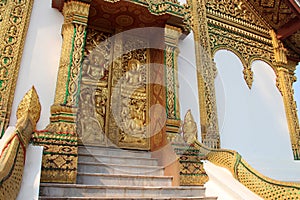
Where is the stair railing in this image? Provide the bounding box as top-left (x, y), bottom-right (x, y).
top-left (194, 140), bottom-right (300, 199)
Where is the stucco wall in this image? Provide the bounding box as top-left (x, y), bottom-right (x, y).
top-left (9, 0), bottom-right (64, 130)
top-left (178, 32), bottom-right (202, 138)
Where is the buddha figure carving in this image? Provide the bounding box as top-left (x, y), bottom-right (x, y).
top-left (82, 52), bottom-right (107, 81)
top-left (79, 89), bottom-right (104, 144)
top-left (125, 59), bottom-right (142, 86)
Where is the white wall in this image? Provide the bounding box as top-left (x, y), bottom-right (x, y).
top-left (178, 32), bottom-right (202, 139)
top-left (214, 49), bottom-right (300, 181)
top-left (9, 0), bottom-right (63, 130)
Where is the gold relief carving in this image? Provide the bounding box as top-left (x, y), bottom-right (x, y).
top-left (17, 87), bottom-right (41, 126)
top-left (206, 0), bottom-right (270, 32)
top-left (180, 175), bottom-right (209, 186)
top-left (208, 24), bottom-right (275, 88)
top-left (276, 66), bottom-right (300, 159)
top-left (54, 1), bottom-right (90, 106)
top-left (0, 87), bottom-right (40, 200)
top-left (173, 143), bottom-right (209, 186)
top-left (187, 0), bottom-right (220, 148)
top-left (270, 30), bottom-right (287, 65)
top-left (66, 23), bottom-right (87, 106)
top-left (35, 1), bottom-right (90, 184)
top-left (165, 46), bottom-right (176, 119)
top-left (116, 37), bottom-right (149, 149)
top-left (205, 0), bottom-right (276, 90)
top-left (78, 87), bottom-right (106, 145)
top-left (182, 110), bottom-right (198, 144)
top-left (0, 0), bottom-right (33, 136)
top-left (164, 25), bottom-right (182, 121)
top-left (108, 32), bottom-right (123, 145)
top-left (79, 28), bottom-right (112, 146)
top-left (62, 1), bottom-right (90, 25)
top-left (270, 29), bottom-right (300, 159)
top-left (54, 23), bottom-right (74, 105)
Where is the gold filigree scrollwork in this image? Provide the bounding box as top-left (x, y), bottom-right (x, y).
top-left (164, 25), bottom-right (182, 141)
top-left (32, 0), bottom-right (91, 183)
top-left (276, 66), bottom-right (300, 160)
top-left (66, 23), bottom-right (86, 106)
top-left (164, 25), bottom-right (182, 120)
top-left (208, 24), bottom-right (275, 89)
top-left (270, 27), bottom-right (300, 160)
top-left (206, 0), bottom-right (276, 89)
top-left (165, 46), bottom-right (176, 119)
top-left (0, 0), bottom-right (34, 137)
top-left (54, 1), bottom-right (90, 106)
top-left (270, 30), bottom-right (288, 65)
top-left (187, 0), bottom-right (220, 148)
top-left (205, 0), bottom-right (271, 34)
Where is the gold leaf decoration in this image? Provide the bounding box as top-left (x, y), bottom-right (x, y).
top-left (17, 86), bottom-right (41, 124)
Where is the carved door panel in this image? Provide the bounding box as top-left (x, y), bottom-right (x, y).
top-left (108, 34), bottom-right (150, 150)
top-left (78, 29), bottom-right (112, 146)
top-left (78, 29), bottom-right (150, 150)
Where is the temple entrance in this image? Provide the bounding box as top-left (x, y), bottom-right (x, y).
top-left (77, 28), bottom-right (150, 150)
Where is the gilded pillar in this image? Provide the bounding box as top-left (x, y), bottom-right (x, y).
top-left (276, 66), bottom-right (300, 159)
top-left (32, 1), bottom-right (90, 183)
top-left (270, 30), bottom-right (300, 160)
top-left (0, 0), bottom-right (34, 137)
top-left (187, 0), bottom-right (220, 148)
top-left (164, 24), bottom-right (182, 142)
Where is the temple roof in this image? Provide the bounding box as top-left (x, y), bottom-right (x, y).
top-left (246, 0), bottom-right (300, 61)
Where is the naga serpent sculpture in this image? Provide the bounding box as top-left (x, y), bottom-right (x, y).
top-left (0, 87), bottom-right (41, 199)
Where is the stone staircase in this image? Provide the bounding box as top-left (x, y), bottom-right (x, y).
top-left (39, 146), bottom-right (216, 200)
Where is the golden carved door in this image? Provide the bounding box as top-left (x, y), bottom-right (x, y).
top-left (78, 28), bottom-right (150, 150)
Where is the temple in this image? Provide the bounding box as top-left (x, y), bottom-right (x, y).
top-left (0, 0), bottom-right (300, 199)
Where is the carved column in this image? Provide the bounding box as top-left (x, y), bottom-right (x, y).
top-left (164, 24), bottom-right (182, 142)
top-left (276, 66), bottom-right (300, 160)
top-left (32, 1), bottom-right (90, 183)
top-left (270, 30), bottom-right (300, 160)
top-left (187, 0), bottom-right (220, 148)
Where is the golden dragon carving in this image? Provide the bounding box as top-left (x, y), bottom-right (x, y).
top-left (0, 87), bottom-right (41, 200)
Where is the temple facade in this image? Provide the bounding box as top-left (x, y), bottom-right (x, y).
top-left (0, 0), bottom-right (300, 199)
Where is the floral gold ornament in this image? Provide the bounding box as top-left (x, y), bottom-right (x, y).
top-left (187, 0), bottom-right (220, 148)
top-left (0, 0), bottom-right (34, 137)
top-left (33, 0), bottom-right (91, 183)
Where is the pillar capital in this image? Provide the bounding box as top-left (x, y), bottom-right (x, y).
top-left (62, 1), bottom-right (90, 25)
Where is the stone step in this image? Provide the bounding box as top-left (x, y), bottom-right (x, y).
top-left (78, 153), bottom-right (158, 166)
top-left (78, 146), bottom-right (151, 159)
top-left (39, 197), bottom-right (217, 200)
top-left (78, 161), bottom-right (164, 176)
top-left (77, 173), bottom-right (172, 186)
top-left (39, 183), bottom-right (207, 198)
